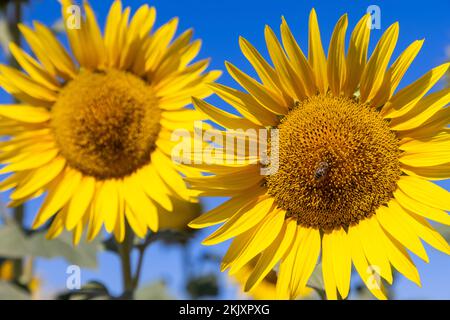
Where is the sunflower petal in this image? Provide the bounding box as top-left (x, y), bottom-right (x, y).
top-left (308, 9), bottom-right (328, 94)
top-left (327, 14), bottom-right (348, 96)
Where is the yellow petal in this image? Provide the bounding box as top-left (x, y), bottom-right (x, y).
top-left (104, 0), bottom-right (123, 66)
top-left (32, 22), bottom-right (77, 79)
top-left (189, 190), bottom-right (264, 229)
top-left (401, 209), bottom-right (450, 255)
top-left (289, 226), bottom-right (321, 298)
top-left (359, 23), bottom-right (399, 103)
top-left (0, 148), bottom-right (58, 173)
top-left (377, 202), bottom-right (428, 262)
top-left (209, 83), bottom-right (279, 126)
top-left (192, 97), bottom-right (258, 130)
top-left (11, 156), bottom-right (66, 200)
top-left (397, 175), bottom-right (450, 211)
top-left (226, 62), bottom-right (288, 115)
top-left (265, 25), bottom-right (306, 100)
top-left (347, 225), bottom-right (388, 300)
top-left (352, 217), bottom-right (393, 283)
top-left (228, 208), bottom-right (285, 274)
top-left (9, 43), bottom-right (60, 90)
top-left (66, 175), bottom-right (96, 230)
top-left (113, 192), bottom-right (126, 243)
top-left (382, 62), bottom-right (450, 118)
top-left (308, 9), bottom-right (328, 94)
top-left (32, 168), bottom-right (82, 228)
top-left (96, 180), bottom-right (119, 233)
top-left (400, 144), bottom-right (450, 167)
top-left (246, 218), bottom-right (296, 291)
top-left (46, 205), bottom-right (68, 240)
top-left (329, 228), bottom-right (351, 299)
top-left (390, 88), bottom-right (450, 131)
top-left (321, 231), bottom-right (338, 300)
top-left (18, 23), bottom-right (58, 76)
top-left (373, 40), bottom-right (424, 107)
top-left (124, 203), bottom-right (147, 239)
top-left (136, 165), bottom-right (173, 212)
top-left (380, 230), bottom-right (421, 286)
top-left (83, 2), bottom-right (107, 68)
top-left (122, 174), bottom-right (158, 232)
top-left (280, 17), bottom-right (316, 96)
top-left (202, 195), bottom-right (274, 245)
top-left (327, 14), bottom-right (348, 96)
top-left (151, 150), bottom-right (190, 201)
top-left (60, 0), bottom-right (87, 67)
top-left (398, 110), bottom-right (449, 140)
top-left (276, 221), bottom-right (300, 299)
top-left (0, 105), bottom-right (50, 123)
top-left (239, 36), bottom-right (285, 97)
top-left (401, 162), bottom-right (450, 181)
top-left (344, 14), bottom-right (371, 96)
top-left (394, 189), bottom-right (450, 225)
top-left (72, 221), bottom-right (84, 245)
top-left (0, 64), bottom-right (57, 101)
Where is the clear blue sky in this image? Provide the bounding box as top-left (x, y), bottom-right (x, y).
top-left (0, 0), bottom-right (449, 299)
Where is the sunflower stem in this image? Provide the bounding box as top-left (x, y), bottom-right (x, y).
top-left (132, 245), bottom-right (146, 290)
top-left (118, 226), bottom-right (135, 299)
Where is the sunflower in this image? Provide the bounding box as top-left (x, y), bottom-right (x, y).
top-left (158, 199), bottom-right (201, 232)
top-left (233, 257), bottom-right (313, 300)
top-left (189, 9), bottom-right (450, 299)
top-left (0, 0), bottom-right (220, 243)
top-left (0, 259), bottom-right (40, 298)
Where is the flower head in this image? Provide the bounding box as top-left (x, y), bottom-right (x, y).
top-left (190, 9), bottom-right (450, 299)
top-left (0, 0), bottom-right (220, 243)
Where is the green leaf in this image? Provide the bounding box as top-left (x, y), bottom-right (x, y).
top-left (0, 18), bottom-right (12, 57)
top-left (435, 225), bottom-right (450, 242)
top-left (57, 281), bottom-right (110, 300)
top-left (0, 224), bottom-right (29, 258)
top-left (0, 281), bottom-right (30, 300)
top-left (27, 231), bottom-right (102, 269)
top-left (135, 281), bottom-right (175, 300)
top-left (0, 223), bottom-right (101, 268)
top-left (186, 274), bottom-right (219, 299)
top-left (306, 262), bottom-right (326, 300)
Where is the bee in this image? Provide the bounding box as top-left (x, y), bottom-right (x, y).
top-left (314, 161), bottom-right (330, 182)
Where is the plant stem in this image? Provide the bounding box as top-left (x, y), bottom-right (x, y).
top-left (132, 245), bottom-right (146, 290)
top-left (118, 227), bottom-right (134, 299)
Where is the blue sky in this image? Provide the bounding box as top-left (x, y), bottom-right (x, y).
top-left (0, 0), bottom-right (449, 299)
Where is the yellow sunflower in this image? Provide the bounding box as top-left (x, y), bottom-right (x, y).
top-left (0, 259), bottom-right (40, 298)
top-left (0, 0), bottom-right (220, 243)
top-left (158, 199), bottom-right (201, 232)
top-left (189, 9), bottom-right (450, 300)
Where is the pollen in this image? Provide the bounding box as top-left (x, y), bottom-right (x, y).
top-left (51, 69), bottom-right (161, 179)
top-left (266, 95), bottom-right (401, 231)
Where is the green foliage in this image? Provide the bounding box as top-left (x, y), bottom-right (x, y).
top-left (306, 263), bottom-right (326, 299)
top-left (57, 281), bottom-right (110, 300)
top-left (135, 281), bottom-right (174, 300)
top-left (186, 274), bottom-right (219, 299)
top-left (0, 281), bottom-right (30, 300)
top-left (0, 223), bottom-right (101, 268)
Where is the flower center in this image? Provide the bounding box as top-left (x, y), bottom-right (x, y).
top-left (266, 95), bottom-right (401, 231)
top-left (51, 69), bottom-right (161, 179)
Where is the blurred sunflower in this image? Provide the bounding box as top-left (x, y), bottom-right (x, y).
top-left (158, 199), bottom-right (202, 232)
top-left (0, 0), bottom-right (219, 243)
top-left (0, 259), bottom-right (40, 298)
top-left (189, 9), bottom-right (450, 299)
top-left (233, 258), bottom-right (313, 300)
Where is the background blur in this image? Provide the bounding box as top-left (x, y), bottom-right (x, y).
top-left (0, 0), bottom-right (449, 299)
